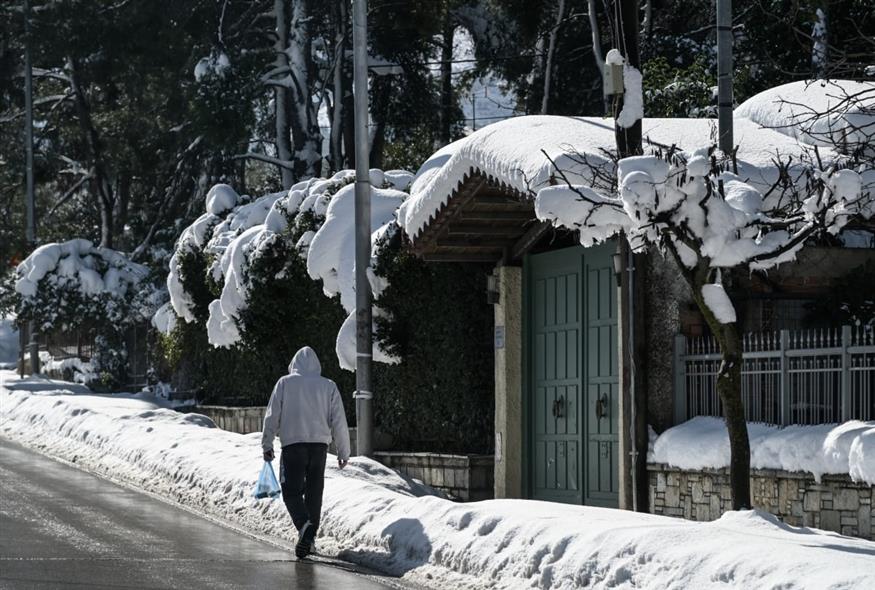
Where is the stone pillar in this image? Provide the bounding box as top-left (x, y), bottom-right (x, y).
top-left (494, 265), bottom-right (523, 499)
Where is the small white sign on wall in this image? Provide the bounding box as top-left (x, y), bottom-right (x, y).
top-left (495, 432), bottom-right (502, 463)
top-left (494, 325), bottom-right (505, 349)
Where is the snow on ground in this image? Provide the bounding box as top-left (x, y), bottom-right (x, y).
top-left (650, 416), bottom-right (875, 485)
top-left (2, 372), bottom-right (873, 590)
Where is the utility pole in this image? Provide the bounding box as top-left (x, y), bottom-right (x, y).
top-left (611, 0), bottom-right (646, 514)
top-left (24, 0), bottom-right (39, 375)
top-left (352, 0), bottom-right (373, 457)
top-left (612, 0), bottom-right (641, 158)
top-left (717, 0), bottom-right (733, 153)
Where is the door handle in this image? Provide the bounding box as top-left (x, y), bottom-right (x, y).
top-left (552, 395), bottom-right (565, 419)
top-left (595, 394), bottom-right (608, 420)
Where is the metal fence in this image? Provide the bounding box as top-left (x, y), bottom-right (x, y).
top-left (24, 323), bottom-right (150, 390)
top-left (674, 326), bottom-right (875, 426)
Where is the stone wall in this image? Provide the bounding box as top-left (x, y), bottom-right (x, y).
top-left (187, 406), bottom-right (493, 502)
top-left (375, 452), bottom-right (495, 501)
top-left (649, 464), bottom-right (873, 540)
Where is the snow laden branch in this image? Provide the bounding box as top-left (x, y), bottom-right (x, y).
top-left (535, 147), bottom-right (872, 274)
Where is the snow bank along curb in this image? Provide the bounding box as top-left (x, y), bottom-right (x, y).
top-left (650, 416), bottom-right (875, 486)
top-left (3, 375), bottom-right (875, 590)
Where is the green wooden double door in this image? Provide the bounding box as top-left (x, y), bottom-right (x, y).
top-left (524, 242), bottom-right (619, 507)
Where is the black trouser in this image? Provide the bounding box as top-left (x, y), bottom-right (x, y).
top-left (279, 443), bottom-right (328, 533)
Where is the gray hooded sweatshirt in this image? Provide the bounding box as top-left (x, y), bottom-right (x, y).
top-left (261, 347), bottom-right (350, 461)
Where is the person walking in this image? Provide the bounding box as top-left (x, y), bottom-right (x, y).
top-left (261, 346), bottom-right (350, 559)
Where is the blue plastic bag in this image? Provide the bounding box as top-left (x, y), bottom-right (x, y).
top-left (252, 460), bottom-right (282, 499)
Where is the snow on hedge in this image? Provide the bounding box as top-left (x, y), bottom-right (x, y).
top-left (15, 239), bottom-right (148, 302)
top-left (735, 80), bottom-right (875, 154)
top-left (650, 416), bottom-right (875, 485)
top-left (164, 169), bottom-right (412, 369)
top-left (2, 374), bottom-right (873, 590)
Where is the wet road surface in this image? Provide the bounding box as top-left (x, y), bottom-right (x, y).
top-left (0, 437), bottom-right (398, 589)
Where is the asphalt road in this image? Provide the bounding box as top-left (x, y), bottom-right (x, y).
top-left (0, 438), bottom-right (397, 590)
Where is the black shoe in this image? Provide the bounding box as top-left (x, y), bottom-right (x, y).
top-left (295, 521), bottom-right (316, 559)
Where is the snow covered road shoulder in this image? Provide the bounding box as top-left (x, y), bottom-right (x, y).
top-left (2, 372), bottom-right (873, 590)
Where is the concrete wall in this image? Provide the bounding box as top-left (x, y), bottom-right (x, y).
top-left (493, 266), bottom-right (523, 499)
top-left (375, 452), bottom-right (495, 501)
top-left (649, 464), bottom-right (873, 540)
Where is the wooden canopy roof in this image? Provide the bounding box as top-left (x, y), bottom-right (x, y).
top-left (409, 168), bottom-right (551, 264)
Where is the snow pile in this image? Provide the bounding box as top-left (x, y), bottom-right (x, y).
top-left (0, 316), bottom-right (18, 369)
top-left (2, 374), bottom-right (874, 590)
top-left (41, 353), bottom-right (96, 385)
top-left (400, 114), bottom-right (836, 242)
top-left (735, 80), bottom-right (875, 154)
top-left (14, 239), bottom-right (148, 302)
top-left (650, 416), bottom-right (875, 485)
top-left (164, 170), bottom-right (412, 369)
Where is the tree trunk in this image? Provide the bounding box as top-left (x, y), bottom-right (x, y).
top-left (288, 0), bottom-right (322, 181)
top-left (714, 322), bottom-right (752, 509)
top-left (114, 171), bottom-right (131, 246)
top-left (541, 0), bottom-right (566, 115)
top-left (329, 0), bottom-right (348, 172)
top-left (369, 77), bottom-right (392, 169)
top-left (274, 0), bottom-right (295, 189)
top-left (691, 278), bottom-right (752, 510)
top-left (438, 15), bottom-right (455, 144)
top-left (68, 57), bottom-right (115, 248)
top-left (588, 0), bottom-right (604, 74)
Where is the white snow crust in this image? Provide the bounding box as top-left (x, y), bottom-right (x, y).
top-left (617, 65), bottom-right (643, 129)
top-left (14, 239), bottom-right (149, 303)
top-left (735, 80), bottom-right (875, 153)
top-left (650, 416), bottom-right (875, 485)
top-left (400, 115), bottom-right (835, 242)
top-left (2, 373), bottom-right (874, 590)
top-left (701, 284), bottom-right (737, 324)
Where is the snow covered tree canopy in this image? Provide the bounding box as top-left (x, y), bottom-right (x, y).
top-left (14, 239), bottom-right (156, 332)
top-left (162, 169), bottom-right (413, 371)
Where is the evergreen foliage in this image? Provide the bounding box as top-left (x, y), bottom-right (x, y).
top-left (372, 235), bottom-right (495, 454)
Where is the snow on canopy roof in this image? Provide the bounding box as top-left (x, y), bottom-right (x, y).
top-left (735, 79), bottom-right (875, 150)
top-left (400, 114), bottom-right (830, 240)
